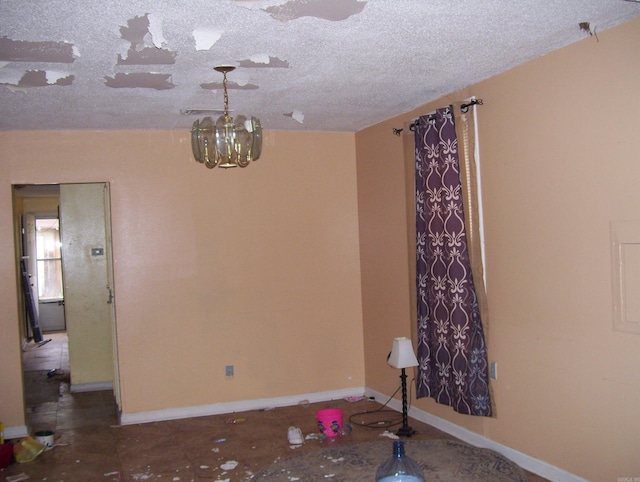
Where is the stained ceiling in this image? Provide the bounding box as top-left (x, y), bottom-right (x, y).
top-left (1, 0), bottom-right (638, 132)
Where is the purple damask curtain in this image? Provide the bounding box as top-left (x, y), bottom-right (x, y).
top-left (414, 106), bottom-right (492, 416)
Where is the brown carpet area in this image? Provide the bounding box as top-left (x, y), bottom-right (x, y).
top-left (253, 439), bottom-right (529, 481)
top-left (3, 396), bottom-right (549, 482)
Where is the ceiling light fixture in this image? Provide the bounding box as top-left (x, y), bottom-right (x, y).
top-left (191, 66), bottom-right (262, 169)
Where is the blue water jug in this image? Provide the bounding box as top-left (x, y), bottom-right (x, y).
top-left (375, 440), bottom-right (425, 482)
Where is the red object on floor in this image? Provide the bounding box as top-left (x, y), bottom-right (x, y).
top-left (0, 443), bottom-right (13, 468)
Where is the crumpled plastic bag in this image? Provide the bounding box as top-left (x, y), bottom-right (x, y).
top-left (13, 436), bottom-right (45, 463)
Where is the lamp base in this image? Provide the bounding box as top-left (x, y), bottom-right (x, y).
top-left (396, 425), bottom-right (417, 437)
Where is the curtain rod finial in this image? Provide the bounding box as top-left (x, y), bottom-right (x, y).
top-left (461, 98), bottom-right (483, 113)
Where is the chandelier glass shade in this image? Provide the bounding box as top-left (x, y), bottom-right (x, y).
top-left (191, 66), bottom-right (262, 169)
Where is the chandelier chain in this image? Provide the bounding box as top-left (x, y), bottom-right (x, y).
top-left (222, 72), bottom-right (229, 116)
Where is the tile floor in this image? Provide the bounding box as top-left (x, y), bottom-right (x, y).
top-left (2, 333), bottom-right (549, 481)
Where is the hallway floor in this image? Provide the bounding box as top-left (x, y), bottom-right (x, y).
top-left (3, 333), bottom-right (549, 481)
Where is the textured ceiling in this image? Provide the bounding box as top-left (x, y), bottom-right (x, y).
top-left (1, 0), bottom-right (638, 132)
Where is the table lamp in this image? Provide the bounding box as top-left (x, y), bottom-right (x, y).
top-left (388, 336), bottom-right (419, 437)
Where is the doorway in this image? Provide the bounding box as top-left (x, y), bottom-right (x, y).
top-left (13, 182), bottom-right (121, 425)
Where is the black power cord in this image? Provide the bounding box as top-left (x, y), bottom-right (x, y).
top-left (348, 378), bottom-right (417, 431)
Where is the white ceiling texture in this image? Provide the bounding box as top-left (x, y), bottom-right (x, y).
top-left (1, 0), bottom-right (638, 132)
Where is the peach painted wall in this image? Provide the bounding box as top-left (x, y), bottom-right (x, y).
top-left (0, 130), bottom-right (364, 422)
top-left (357, 17), bottom-right (640, 481)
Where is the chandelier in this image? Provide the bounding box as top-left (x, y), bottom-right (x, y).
top-left (191, 66), bottom-right (262, 169)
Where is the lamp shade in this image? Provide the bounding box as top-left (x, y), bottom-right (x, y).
top-left (388, 337), bottom-right (419, 369)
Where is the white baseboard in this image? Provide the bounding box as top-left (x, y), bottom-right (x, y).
top-left (70, 381), bottom-right (113, 393)
top-left (364, 387), bottom-right (588, 482)
top-left (120, 386), bottom-right (366, 426)
top-left (4, 424), bottom-right (28, 440)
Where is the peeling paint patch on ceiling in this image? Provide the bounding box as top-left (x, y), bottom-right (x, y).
top-left (0, 68), bottom-right (23, 85)
top-left (117, 48), bottom-right (176, 65)
top-left (0, 0), bottom-right (637, 131)
top-left (264, 0), bottom-right (367, 22)
top-left (0, 36), bottom-right (76, 63)
top-left (147, 14), bottom-right (166, 48)
top-left (0, 70), bottom-right (74, 87)
top-left (193, 29), bottom-right (223, 51)
top-left (120, 14), bottom-right (152, 46)
top-left (105, 72), bottom-right (174, 90)
top-left (118, 14), bottom-right (176, 65)
top-left (233, 0), bottom-right (262, 8)
top-left (239, 56), bottom-right (289, 68)
top-left (200, 80), bottom-right (258, 91)
top-left (45, 71), bottom-right (73, 84)
top-left (285, 110), bottom-right (305, 124)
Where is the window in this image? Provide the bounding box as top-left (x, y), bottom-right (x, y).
top-left (35, 218), bottom-right (64, 300)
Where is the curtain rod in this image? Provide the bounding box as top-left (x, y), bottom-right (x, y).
top-left (392, 98), bottom-right (483, 136)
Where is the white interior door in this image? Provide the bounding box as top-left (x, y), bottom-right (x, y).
top-left (60, 183), bottom-right (119, 406)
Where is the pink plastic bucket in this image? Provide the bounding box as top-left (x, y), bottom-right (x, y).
top-left (315, 408), bottom-right (343, 437)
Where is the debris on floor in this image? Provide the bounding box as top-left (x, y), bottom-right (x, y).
top-left (287, 426), bottom-right (304, 445)
top-left (220, 460), bottom-right (238, 471)
top-left (6, 474), bottom-right (30, 482)
top-left (225, 417), bottom-right (245, 424)
top-left (13, 437), bottom-right (45, 463)
top-left (15, 351), bottom-right (410, 482)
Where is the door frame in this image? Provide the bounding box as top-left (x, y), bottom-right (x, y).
top-left (12, 182), bottom-right (121, 414)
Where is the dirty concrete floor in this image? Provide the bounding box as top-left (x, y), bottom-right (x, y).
top-left (3, 333), bottom-right (549, 481)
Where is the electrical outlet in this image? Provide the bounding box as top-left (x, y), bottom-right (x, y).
top-left (489, 361), bottom-right (497, 380)
top-left (225, 365), bottom-right (234, 378)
